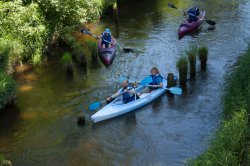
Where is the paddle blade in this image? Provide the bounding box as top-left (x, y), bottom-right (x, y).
top-left (168, 3), bottom-right (177, 9)
top-left (89, 102), bottom-right (101, 111)
top-left (140, 76), bottom-right (153, 86)
top-left (80, 28), bottom-right (91, 35)
top-left (205, 20), bottom-right (216, 26)
top-left (169, 87), bottom-right (182, 95)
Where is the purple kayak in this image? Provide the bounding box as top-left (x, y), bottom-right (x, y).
top-left (98, 39), bottom-right (117, 66)
top-left (178, 11), bottom-right (206, 36)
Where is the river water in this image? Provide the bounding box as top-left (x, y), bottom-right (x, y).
top-left (1, 0), bottom-right (250, 165)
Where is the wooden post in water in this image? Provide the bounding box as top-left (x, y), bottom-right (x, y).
top-left (77, 112), bottom-right (85, 126)
top-left (167, 73), bottom-right (177, 97)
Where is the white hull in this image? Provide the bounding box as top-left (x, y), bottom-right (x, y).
top-left (91, 79), bottom-right (167, 123)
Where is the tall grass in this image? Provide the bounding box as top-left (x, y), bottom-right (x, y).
top-left (187, 46), bottom-right (197, 79)
top-left (191, 46), bottom-right (250, 165)
top-left (198, 46), bottom-right (208, 71)
top-left (177, 57), bottom-right (188, 86)
top-left (85, 39), bottom-right (98, 57)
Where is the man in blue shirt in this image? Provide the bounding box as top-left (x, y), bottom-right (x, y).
top-left (101, 28), bottom-right (113, 48)
top-left (187, 6), bottom-right (200, 22)
top-left (106, 80), bottom-right (138, 104)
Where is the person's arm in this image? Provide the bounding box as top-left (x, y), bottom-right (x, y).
top-left (152, 77), bottom-right (163, 88)
top-left (107, 89), bottom-right (122, 101)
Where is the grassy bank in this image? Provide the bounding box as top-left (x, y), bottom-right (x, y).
top-left (190, 47), bottom-right (250, 165)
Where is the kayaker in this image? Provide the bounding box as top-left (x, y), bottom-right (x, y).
top-left (138, 67), bottom-right (163, 96)
top-left (187, 6), bottom-right (200, 22)
top-left (100, 28), bottom-right (115, 48)
top-left (106, 80), bottom-right (139, 104)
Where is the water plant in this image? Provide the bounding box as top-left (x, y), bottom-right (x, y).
top-left (198, 46), bottom-right (208, 71)
top-left (187, 46), bottom-right (197, 79)
top-left (61, 52), bottom-right (73, 74)
top-left (177, 57), bottom-right (188, 86)
top-left (85, 40), bottom-right (98, 58)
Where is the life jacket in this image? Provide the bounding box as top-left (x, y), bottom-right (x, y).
top-left (149, 74), bottom-right (163, 90)
top-left (188, 7), bottom-right (200, 22)
top-left (122, 86), bottom-right (136, 104)
top-left (101, 32), bottom-right (112, 43)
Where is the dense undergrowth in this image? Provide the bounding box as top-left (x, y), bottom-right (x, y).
top-left (0, 0), bottom-right (117, 110)
top-left (191, 47), bottom-right (250, 165)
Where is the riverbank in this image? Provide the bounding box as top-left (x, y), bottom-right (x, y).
top-left (0, 0), bottom-right (117, 111)
top-left (191, 47), bottom-right (250, 165)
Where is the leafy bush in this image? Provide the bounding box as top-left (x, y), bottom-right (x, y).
top-left (0, 1), bottom-right (48, 66)
top-left (0, 72), bottom-right (16, 110)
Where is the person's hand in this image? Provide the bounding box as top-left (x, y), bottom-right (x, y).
top-left (106, 97), bottom-right (112, 101)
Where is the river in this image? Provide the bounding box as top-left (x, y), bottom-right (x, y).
top-left (1, 0), bottom-right (250, 165)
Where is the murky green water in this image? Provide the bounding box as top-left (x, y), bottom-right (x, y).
top-left (1, 0), bottom-right (250, 165)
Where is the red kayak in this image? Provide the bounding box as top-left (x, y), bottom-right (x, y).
top-left (178, 11), bottom-right (206, 36)
top-left (98, 39), bottom-right (117, 66)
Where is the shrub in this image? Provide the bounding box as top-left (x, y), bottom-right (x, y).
top-left (0, 72), bottom-right (16, 110)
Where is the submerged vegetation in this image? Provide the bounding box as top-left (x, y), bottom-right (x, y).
top-left (191, 47), bottom-right (250, 165)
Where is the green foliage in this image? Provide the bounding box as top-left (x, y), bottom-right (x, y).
top-left (0, 0), bottom-right (48, 66)
top-left (0, 154), bottom-right (4, 162)
top-left (0, 72), bottom-right (16, 110)
top-left (187, 46), bottom-right (197, 63)
top-left (177, 57), bottom-right (188, 84)
top-left (61, 52), bottom-right (72, 65)
top-left (85, 40), bottom-right (98, 53)
top-left (191, 47), bottom-right (250, 165)
top-left (198, 46), bottom-right (208, 62)
top-left (177, 57), bottom-right (188, 70)
top-left (223, 47), bottom-right (250, 118)
top-left (37, 0), bottom-right (103, 32)
top-left (190, 110), bottom-right (248, 166)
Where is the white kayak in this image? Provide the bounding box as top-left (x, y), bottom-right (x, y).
top-left (91, 79), bottom-right (167, 123)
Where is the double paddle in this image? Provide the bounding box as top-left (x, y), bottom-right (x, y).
top-left (167, 3), bottom-right (216, 26)
top-left (80, 28), bottom-right (136, 53)
top-left (88, 76), bottom-right (182, 111)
